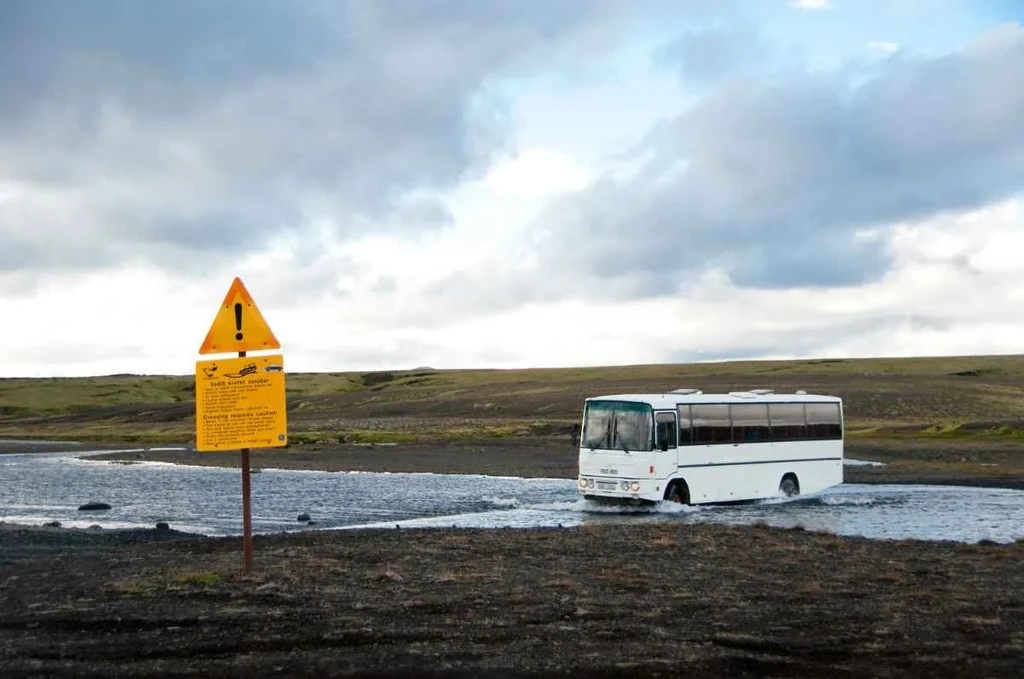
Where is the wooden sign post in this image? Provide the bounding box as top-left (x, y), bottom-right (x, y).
top-left (196, 278), bottom-right (287, 573)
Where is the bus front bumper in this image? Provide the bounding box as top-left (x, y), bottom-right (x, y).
top-left (577, 476), bottom-right (659, 501)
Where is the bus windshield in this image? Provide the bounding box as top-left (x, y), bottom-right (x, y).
top-left (582, 401), bottom-right (653, 452)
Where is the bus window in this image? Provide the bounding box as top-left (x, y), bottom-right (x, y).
top-left (677, 405), bottom-right (693, 445)
top-left (613, 404), bottom-right (653, 452)
top-left (655, 411), bottom-right (677, 450)
top-left (768, 403), bottom-right (806, 441)
top-left (730, 403), bottom-right (769, 442)
top-left (691, 404), bottom-right (731, 443)
top-left (806, 403), bottom-right (842, 439)
top-left (582, 401), bottom-right (653, 451)
top-left (582, 402), bottom-right (613, 449)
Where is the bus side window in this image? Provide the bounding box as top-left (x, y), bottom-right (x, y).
top-left (655, 412), bottom-right (677, 450)
top-left (677, 405), bottom-right (692, 445)
top-left (768, 403), bottom-right (806, 441)
top-left (806, 403), bottom-right (842, 439)
top-left (691, 404), bottom-right (730, 444)
top-left (730, 403), bottom-right (769, 443)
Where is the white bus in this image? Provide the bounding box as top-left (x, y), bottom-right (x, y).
top-left (577, 389), bottom-right (843, 504)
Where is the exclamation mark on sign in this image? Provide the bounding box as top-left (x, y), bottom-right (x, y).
top-left (234, 303), bottom-right (243, 341)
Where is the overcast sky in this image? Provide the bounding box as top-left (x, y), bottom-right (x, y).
top-left (2, 0), bottom-right (1024, 377)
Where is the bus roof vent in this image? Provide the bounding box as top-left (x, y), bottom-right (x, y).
top-left (750, 388), bottom-right (774, 395)
top-left (795, 389), bottom-right (807, 395)
top-left (728, 391), bottom-right (757, 398)
top-left (670, 388), bottom-right (702, 395)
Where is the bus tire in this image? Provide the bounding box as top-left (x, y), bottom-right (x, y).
top-left (779, 474), bottom-right (800, 497)
top-left (665, 480), bottom-right (690, 505)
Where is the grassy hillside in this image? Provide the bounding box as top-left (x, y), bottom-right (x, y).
top-left (2, 355), bottom-right (1024, 445)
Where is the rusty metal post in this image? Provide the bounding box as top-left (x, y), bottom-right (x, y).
top-left (239, 349), bottom-right (253, 574)
top-left (241, 447), bottom-right (253, 573)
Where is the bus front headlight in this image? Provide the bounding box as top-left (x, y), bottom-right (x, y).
top-left (578, 478), bottom-right (588, 489)
top-left (621, 481), bottom-right (630, 491)
top-left (630, 482), bottom-right (640, 492)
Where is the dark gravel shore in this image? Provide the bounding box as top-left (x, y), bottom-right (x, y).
top-left (1, 521), bottom-right (1022, 678)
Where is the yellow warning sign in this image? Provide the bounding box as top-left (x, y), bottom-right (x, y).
top-left (195, 354), bottom-right (287, 451)
top-left (199, 277), bottom-right (281, 355)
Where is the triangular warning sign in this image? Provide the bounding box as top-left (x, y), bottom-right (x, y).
top-left (199, 277), bottom-right (281, 355)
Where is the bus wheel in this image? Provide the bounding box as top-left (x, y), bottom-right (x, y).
top-left (665, 481), bottom-right (690, 505)
top-left (779, 474), bottom-right (800, 497)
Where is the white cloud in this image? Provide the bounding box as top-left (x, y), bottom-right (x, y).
top-left (869, 41), bottom-right (900, 53)
top-left (790, 0), bottom-right (832, 10)
top-left (0, 198), bottom-right (1022, 376)
top-left (484, 149), bottom-right (594, 197)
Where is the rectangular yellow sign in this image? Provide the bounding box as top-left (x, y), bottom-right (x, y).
top-left (195, 354), bottom-right (287, 451)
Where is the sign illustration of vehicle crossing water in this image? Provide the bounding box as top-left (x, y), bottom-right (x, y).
top-left (195, 354), bottom-right (287, 451)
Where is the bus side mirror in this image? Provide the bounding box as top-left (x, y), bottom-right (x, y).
top-left (660, 439), bottom-right (669, 452)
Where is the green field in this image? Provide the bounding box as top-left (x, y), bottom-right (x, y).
top-left (2, 354), bottom-right (1024, 446)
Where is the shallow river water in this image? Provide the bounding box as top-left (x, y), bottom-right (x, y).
top-left (1, 450), bottom-right (1021, 544)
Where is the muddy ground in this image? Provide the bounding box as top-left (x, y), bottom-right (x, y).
top-left (2, 521), bottom-right (1022, 678)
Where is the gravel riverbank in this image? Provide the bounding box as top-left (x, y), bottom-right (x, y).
top-left (1, 521), bottom-right (1021, 677)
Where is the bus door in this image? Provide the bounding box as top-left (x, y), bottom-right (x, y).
top-left (654, 411), bottom-right (677, 478)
